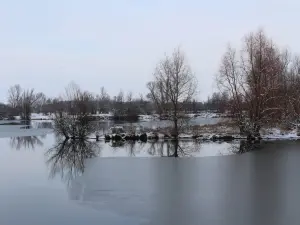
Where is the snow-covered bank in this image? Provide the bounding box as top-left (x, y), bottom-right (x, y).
top-left (139, 122), bottom-right (300, 142)
top-left (3, 111), bottom-right (229, 122)
top-left (13, 113), bottom-right (54, 120)
top-left (262, 128), bottom-right (300, 140)
top-left (138, 114), bottom-right (157, 121)
top-left (102, 130), bottom-right (300, 143)
top-left (197, 128), bottom-right (300, 141)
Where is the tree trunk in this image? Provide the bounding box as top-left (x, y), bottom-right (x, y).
top-left (173, 140), bottom-right (179, 157)
top-left (239, 123), bottom-right (246, 135)
top-left (297, 125), bottom-right (300, 136)
top-left (174, 118), bottom-right (179, 139)
top-left (253, 123), bottom-right (261, 137)
top-left (173, 116), bottom-right (179, 157)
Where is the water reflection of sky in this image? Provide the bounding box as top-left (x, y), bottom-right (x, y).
top-left (1, 134), bottom-right (300, 224)
top-left (1, 132), bottom-right (254, 158)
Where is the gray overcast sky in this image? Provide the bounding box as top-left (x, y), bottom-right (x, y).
top-left (0, 0), bottom-right (299, 102)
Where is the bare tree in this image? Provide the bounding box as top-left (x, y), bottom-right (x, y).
top-left (217, 45), bottom-right (245, 131)
top-left (205, 92), bottom-right (229, 113)
top-left (33, 92), bottom-right (47, 113)
top-left (126, 91), bottom-right (133, 103)
top-left (99, 86), bottom-right (109, 101)
top-left (113, 89), bottom-right (125, 116)
top-left (63, 82), bottom-right (95, 116)
top-left (243, 30), bottom-right (289, 133)
top-left (7, 84), bottom-right (22, 112)
top-left (147, 80), bottom-right (168, 116)
top-left (7, 85), bottom-right (46, 122)
top-left (217, 29), bottom-right (289, 137)
top-left (281, 56), bottom-right (300, 131)
top-left (147, 48), bottom-right (198, 156)
top-left (20, 89), bottom-right (45, 122)
top-left (116, 90), bottom-right (124, 103)
top-left (126, 91), bottom-right (135, 116)
top-left (97, 86), bottom-right (110, 113)
top-left (54, 83), bottom-right (97, 139)
top-left (64, 82), bottom-right (81, 106)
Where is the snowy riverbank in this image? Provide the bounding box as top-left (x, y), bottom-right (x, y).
top-left (100, 126), bottom-right (300, 142)
top-left (8, 112), bottom-right (229, 121)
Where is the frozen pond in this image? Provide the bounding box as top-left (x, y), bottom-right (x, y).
top-left (1, 124), bottom-right (300, 224)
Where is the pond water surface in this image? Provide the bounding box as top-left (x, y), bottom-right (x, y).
top-left (1, 122), bottom-right (300, 224)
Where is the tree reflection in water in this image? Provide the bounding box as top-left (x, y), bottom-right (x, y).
top-left (109, 140), bottom-right (201, 157)
top-left (36, 121), bottom-right (53, 129)
top-left (146, 141), bottom-right (193, 157)
top-left (46, 139), bottom-right (100, 185)
top-left (230, 140), bottom-right (262, 154)
top-left (10, 136), bottom-right (44, 150)
top-left (125, 141), bottom-right (141, 156)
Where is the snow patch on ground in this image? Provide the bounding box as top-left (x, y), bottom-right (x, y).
top-left (178, 134), bottom-right (193, 139)
top-left (31, 113), bottom-right (51, 120)
top-left (158, 133), bottom-right (165, 139)
top-left (138, 115), bottom-right (156, 121)
top-left (196, 112), bottom-right (220, 118)
top-left (146, 132), bottom-right (158, 139)
top-left (262, 128), bottom-right (299, 140)
top-left (13, 113), bottom-right (53, 120)
top-left (9, 111), bottom-right (226, 121)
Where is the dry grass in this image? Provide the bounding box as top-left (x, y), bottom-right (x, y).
top-left (146, 119), bottom-right (295, 137)
top-left (191, 120), bottom-right (239, 135)
top-left (145, 120), bottom-right (240, 136)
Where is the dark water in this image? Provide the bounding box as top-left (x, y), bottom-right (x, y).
top-left (1, 134), bottom-right (300, 224)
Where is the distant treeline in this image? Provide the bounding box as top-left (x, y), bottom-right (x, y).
top-left (0, 85), bottom-right (227, 120)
